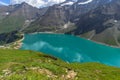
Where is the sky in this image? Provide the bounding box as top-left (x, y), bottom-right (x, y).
top-left (0, 0), bottom-right (10, 5)
top-left (0, 0), bottom-right (65, 7)
top-left (0, 0), bottom-right (10, 4)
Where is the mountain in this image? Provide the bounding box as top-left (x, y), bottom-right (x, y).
top-left (0, 2), bottom-right (47, 34)
top-left (0, 5), bottom-right (14, 20)
top-left (67, 0), bottom-right (120, 46)
top-left (24, 0), bottom-right (77, 33)
top-left (24, 0), bottom-right (120, 46)
top-left (0, 2), bottom-right (48, 45)
top-left (0, 0), bottom-right (120, 46)
top-left (8, 2), bottom-right (43, 20)
top-left (24, 4), bottom-right (71, 33)
top-left (0, 5), bottom-right (8, 20)
top-left (24, 0), bottom-right (114, 33)
top-left (69, 0), bottom-right (112, 22)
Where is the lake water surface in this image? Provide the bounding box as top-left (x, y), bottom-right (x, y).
top-left (21, 33), bottom-right (120, 67)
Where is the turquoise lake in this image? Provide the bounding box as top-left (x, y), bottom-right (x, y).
top-left (21, 33), bottom-right (120, 67)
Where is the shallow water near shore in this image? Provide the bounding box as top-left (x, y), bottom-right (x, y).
top-left (20, 33), bottom-right (120, 67)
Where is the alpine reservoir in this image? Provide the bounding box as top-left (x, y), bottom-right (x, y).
top-left (21, 33), bottom-right (120, 67)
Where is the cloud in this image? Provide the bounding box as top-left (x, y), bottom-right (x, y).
top-left (11, 0), bottom-right (65, 8)
top-left (0, 1), bottom-right (8, 6)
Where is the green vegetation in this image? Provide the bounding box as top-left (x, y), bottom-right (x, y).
top-left (0, 49), bottom-right (120, 80)
top-left (0, 31), bottom-right (23, 45)
top-left (80, 30), bottom-right (95, 39)
top-left (104, 39), bottom-right (117, 46)
top-left (24, 21), bottom-right (76, 34)
top-left (0, 16), bottom-right (25, 34)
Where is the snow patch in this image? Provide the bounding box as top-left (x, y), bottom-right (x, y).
top-left (61, 1), bottom-right (74, 6)
top-left (114, 20), bottom-right (118, 23)
top-left (5, 12), bottom-right (10, 15)
top-left (78, 0), bottom-right (93, 5)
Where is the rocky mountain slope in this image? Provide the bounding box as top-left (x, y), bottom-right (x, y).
top-left (24, 0), bottom-right (120, 46)
top-left (67, 0), bottom-right (120, 46)
top-left (24, 4), bottom-right (71, 33)
top-left (1, 0), bottom-right (120, 46)
top-left (0, 2), bottom-right (47, 34)
top-left (25, 0), bottom-right (112, 33)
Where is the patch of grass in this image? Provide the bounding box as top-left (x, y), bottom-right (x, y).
top-left (0, 49), bottom-right (120, 80)
top-left (0, 16), bottom-right (25, 33)
top-left (5, 70), bottom-right (51, 80)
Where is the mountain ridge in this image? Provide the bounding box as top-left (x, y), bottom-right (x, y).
top-left (24, 0), bottom-right (120, 46)
top-left (1, 0), bottom-right (120, 46)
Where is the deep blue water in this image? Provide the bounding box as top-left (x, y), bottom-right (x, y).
top-left (21, 33), bottom-right (120, 67)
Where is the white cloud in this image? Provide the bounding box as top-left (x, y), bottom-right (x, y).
top-left (11, 0), bottom-right (66, 8)
top-left (0, 1), bottom-right (8, 6)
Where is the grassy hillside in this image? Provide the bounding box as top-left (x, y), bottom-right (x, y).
top-left (80, 27), bottom-right (120, 47)
top-left (0, 16), bottom-right (25, 34)
top-left (0, 49), bottom-right (120, 80)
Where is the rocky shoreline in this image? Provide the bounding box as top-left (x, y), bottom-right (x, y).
top-left (0, 34), bottom-right (24, 49)
top-left (1, 32), bottom-right (120, 50)
top-left (13, 34), bottom-right (24, 49)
